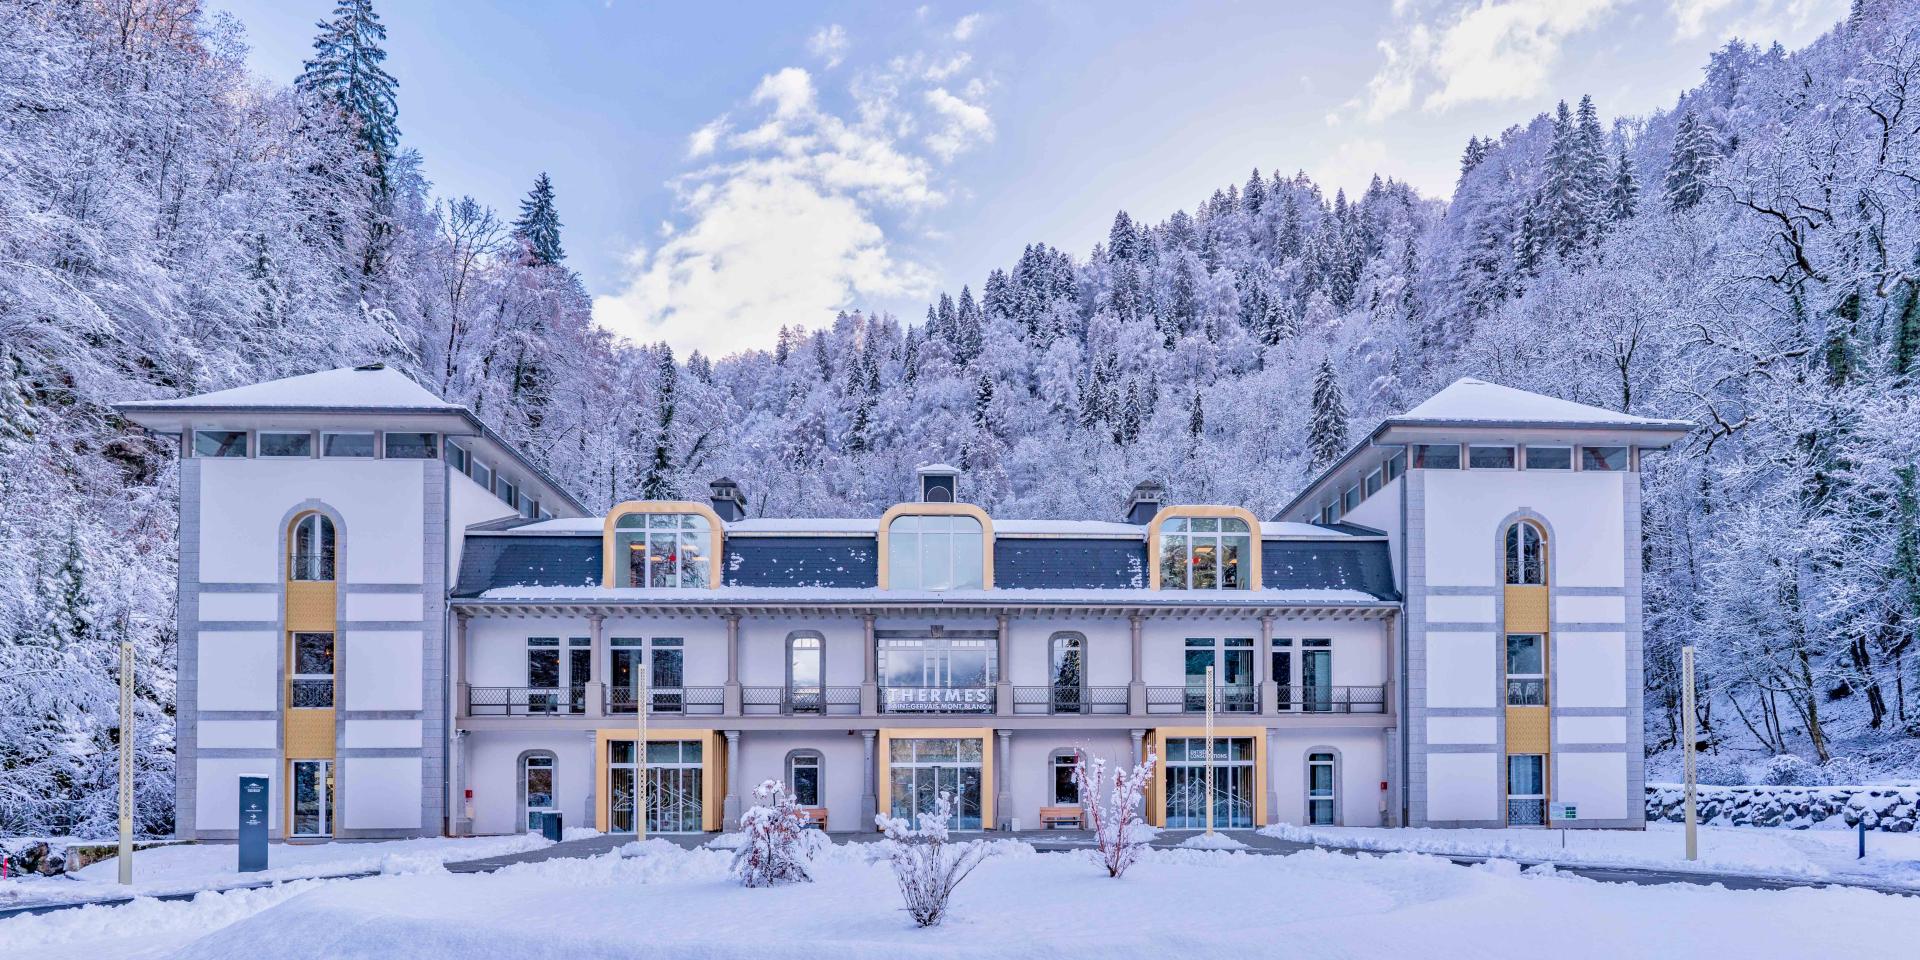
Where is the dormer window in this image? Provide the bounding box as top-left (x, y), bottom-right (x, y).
top-left (884, 513), bottom-right (986, 590)
top-left (1155, 512), bottom-right (1256, 590)
top-left (607, 506), bottom-right (719, 588)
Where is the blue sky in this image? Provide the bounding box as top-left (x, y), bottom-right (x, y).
top-left (213, 0), bottom-right (1846, 358)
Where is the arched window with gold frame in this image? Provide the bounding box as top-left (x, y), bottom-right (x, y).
top-left (878, 503), bottom-right (993, 590)
top-left (1504, 520), bottom-right (1546, 585)
top-left (289, 512), bottom-right (336, 582)
top-left (1148, 507), bottom-right (1261, 590)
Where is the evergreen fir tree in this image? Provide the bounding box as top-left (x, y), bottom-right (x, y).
top-left (640, 349), bottom-right (678, 500)
top-left (972, 373), bottom-right (995, 435)
top-left (1307, 358), bottom-right (1349, 470)
top-left (1242, 167), bottom-right (1266, 214)
top-left (512, 172), bottom-right (566, 266)
top-left (1460, 135), bottom-right (1488, 177)
top-left (1607, 139), bottom-right (1639, 222)
top-left (297, 0), bottom-right (400, 189)
top-left (0, 351), bottom-right (36, 458)
top-left (954, 286), bottom-right (984, 364)
top-left (1187, 391), bottom-right (1205, 438)
top-left (774, 325), bottom-right (793, 365)
top-left (1664, 109), bottom-right (1720, 211)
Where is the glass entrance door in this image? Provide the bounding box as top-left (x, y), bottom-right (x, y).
top-left (611, 642), bottom-right (642, 713)
top-left (291, 760), bottom-right (333, 838)
top-left (1302, 648), bottom-right (1332, 712)
top-left (888, 738), bottom-right (984, 829)
top-left (789, 635), bottom-right (823, 713)
top-left (607, 739), bottom-right (705, 833)
top-left (1163, 737), bottom-right (1254, 829)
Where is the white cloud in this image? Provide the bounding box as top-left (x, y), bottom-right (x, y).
top-left (595, 27), bottom-right (996, 358)
top-left (951, 13), bottom-right (983, 41)
top-left (1671, 0), bottom-right (1846, 41)
top-left (1342, 0), bottom-right (1619, 123)
top-left (923, 87), bottom-right (994, 160)
top-left (1319, 139), bottom-right (1391, 196)
top-left (808, 24), bottom-right (849, 68)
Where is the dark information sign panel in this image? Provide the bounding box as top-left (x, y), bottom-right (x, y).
top-left (238, 776), bottom-right (269, 873)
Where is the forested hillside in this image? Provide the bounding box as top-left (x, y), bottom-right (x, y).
top-left (3, 0), bottom-right (1918, 836)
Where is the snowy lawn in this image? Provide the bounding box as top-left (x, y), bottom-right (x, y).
top-left (1261, 820), bottom-right (1920, 889)
top-left (0, 834), bottom-right (549, 909)
top-left (6, 841), bottom-right (1918, 959)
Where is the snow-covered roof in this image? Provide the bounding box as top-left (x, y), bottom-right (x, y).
top-left (725, 518), bottom-right (879, 535)
top-left (1260, 521), bottom-right (1372, 538)
top-left (1393, 378), bottom-right (1690, 428)
top-left (117, 364), bottom-right (461, 412)
top-left (474, 515), bottom-right (1368, 541)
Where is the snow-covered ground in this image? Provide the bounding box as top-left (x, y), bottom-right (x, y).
top-left (0, 834), bottom-right (550, 909)
top-left (1260, 821), bottom-right (1920, 889)
top-left (5, 841), bottom-right (1917, 959)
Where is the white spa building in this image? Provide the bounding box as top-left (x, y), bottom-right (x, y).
top-left (118, 366), bottom-right (1689, 839)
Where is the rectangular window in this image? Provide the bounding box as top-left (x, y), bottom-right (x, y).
top-left (1581, 446), bottom-right (1630, 471)
top-left (193, 430), bottom-right (248, 458)
top-left (258, 432), bottom-right (312, 458)
top-left (292, 632), bottom-right (334, 708)
top-left (1507, 754), bottom-right (1546, 825)
top-left (790, 754), bottom-right (822, 807)
top-left (521, 497), bottom-right (539, 519)
top-left (1342, 485), bottom-right (1362, 512)
top-left (1318, 504), bottom-right (1336, 524)
top-left (321, 432), bottom-right (376, 458)
top-left (497, 478), bottom-right (518, 507)
top-left (472, 461), bottom-right (493, 490)
top-left (1364, 469), bottom-right (1383, 497)
top-left (1505, 634), bottom-right (1546, 705)
top-left (447, 442), bottom-right (469, 474)
top-left (383, 432), bottom-right (439, 459)
top-left (1410, 443), bottom-right (1460, 469)
top-left (1385, 450), bottom-right (1406, 481)
top-left (1524, 446), bottom-right (1572, 470)
top-left (526, 637), bottom-right (561, 713)
top-left (1468, 445), bottom-right (1516, 469)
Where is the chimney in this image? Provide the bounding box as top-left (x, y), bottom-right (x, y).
top-left (1124, 480), bottom-right (1166, 525)
top-left (708, 477), bottom-right (746, 522)
top-left (916, 463), bottom-right (960, 503)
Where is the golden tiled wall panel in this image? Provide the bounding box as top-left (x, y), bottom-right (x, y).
top-left (1505, 706), bottom-right (1550, 753)
top-left (285, 709), bottom-right (336, 758)
top-left (284, 581), bottom-right (337, 631)
top-left (1504, 585), bottom-right (1549, 633)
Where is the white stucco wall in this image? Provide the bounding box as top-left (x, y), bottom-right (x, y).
top-left (1425, 752), bottom-right (1499, 822)
top-left (342, 758), bottom-right (423, 829)
top-left (1269, 731), bottom-right (1387, 827)
top-left (465, 732), bottom-right (596, 836)
top-left (1556, 752), bottom-right (1630, 821)
top-left (1420, 469), bottom-right (1625, 589)
top-left (735, 732), bottom-right (866, 830)
top-left (197, 630), bottom-right (278, 710)
top-left (197, 457), bottom-right (426, 584)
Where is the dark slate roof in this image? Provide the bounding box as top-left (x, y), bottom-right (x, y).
top-left (725, 536), bottom-right (877, 588)
top-left (1261, 540), bottom-right (1399, 600)
top-left (455, 535), bottom-right (602, 597)
top-left (996, 539), bottom-right (1146, 589)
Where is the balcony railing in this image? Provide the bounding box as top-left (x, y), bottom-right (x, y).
top-left (741, 685), bottom-right (862, 716)
top-left (1277, 684), bottom-right (1388, 714)
top-left (878, 685), bottom-right (996, 714)
top-left (468, 686), bottom-right (587, 716)
top-left (1012, 686), bottom-right (1129, 715)
top-left (607, 686), bottom-right (724, 716)
top-left (1147, 685), bottom-right (1261, 715)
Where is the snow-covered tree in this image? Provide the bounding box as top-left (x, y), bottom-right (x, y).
top-left (1071, 750), bottom-right (1157, 878)
top-left (1307, 359), bottom-right (1349, 470)
top-left (732, 780), bottom-right (818, 887)
top-left (1663, 109), bottom-right (1720, 211)
top-left (512, 172), bottom-right (566, 266)
top-left (872, 792), bottom-right (996, 927)
top-left (298, 0), bottom-right (400, 189)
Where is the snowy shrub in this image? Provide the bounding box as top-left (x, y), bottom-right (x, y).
top-left (1757, 754), bottom-right (1825, 786)
top-left (1692, 754), bottom-right (1746, 786)
top-left (732, 780), bottom-right (815, 887)
top-left (872, 792), bottom-right (995, 927)
top-left (1071, 750), bottom-right (1157, 878)
top-left (1820, 757), bottom-right (1869, 786)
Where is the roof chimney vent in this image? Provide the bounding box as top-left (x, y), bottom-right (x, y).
top-left (1124, 480), bottom-right (1166, 525)
top-left (708, 477), bottom-right (746, 522)
top-left (916, 463), bottom-right (960, 503)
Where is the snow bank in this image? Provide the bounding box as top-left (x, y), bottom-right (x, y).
top-left (1645, 783), bottom-right (1920, 832)
top-left (1260, 820), bottom-right (1920, 889)
top-left (105, 841), bottom-right (1920, 960)
top-left (1175, 832), bottom-right (1250, 850)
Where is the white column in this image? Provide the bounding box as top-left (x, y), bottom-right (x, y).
top-left (996, 729), bottom-right (1014, 830)
top-left (1258, 614), bottom-right (1278, 715)
top-left (994, 615), bottom-right (1013, 717)
top-left (1130, 728), bottom-right (1145, 766)
top-left (723, 616), bottom-right (743, 716)
top-left (452, 730), bottom-right (472, 835)
top-left (860, 615), bottom-right (878, 715)
top-left (454, 614), bottom-right (470, 720)
top-left (860, 729), bottom-right (878, 827)
top-left (581, 729), bottom-right (597, 833)
top-left (1265, 727), bottom-right (1280, 827)
top-left (723, 730), bottom-right (742, 825)
top-left (1127, 615), bottom-right (1146, 715)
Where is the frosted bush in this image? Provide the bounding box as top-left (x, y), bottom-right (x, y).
top-left (1070, 750), bottom-right (1157, 878)
top-left (1820, 757), bottom-right (1868, 786)
top-left (1757, 754), bottom-right (1825, 786)
top-left (732, 780), bottom-right (815, 887)
top-left (1692, 754), bottom-right (1746, 786)
top-left (872, 792), bottom-right (995, 927)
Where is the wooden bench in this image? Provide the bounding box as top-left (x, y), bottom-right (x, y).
top-left (796, 806), bottom-right (829, 830)
top-left (1038, 806), bottom-right (1084, 829)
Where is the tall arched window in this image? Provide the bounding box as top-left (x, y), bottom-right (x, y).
top-left (787, 633), bottom-right (824, 714)
top-left (885, 514), bottom-right (986, 590)
top-left (290, 513), bottom-right (336, 582)
top-left (522, 753), bottom-right (557, 831)
top-left (1154, 512), bottom-right (1257, 590)
top-left (1049, 633), bottom-right (1084, 713)
top-left (1504, 521), bottom-right (1545, 585)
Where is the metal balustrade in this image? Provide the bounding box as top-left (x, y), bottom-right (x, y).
top-left (606, 686), bottom-right (725, 716)
top-left (1276, 684), bottom-right (1388, 714)
top-left (467, 686), bottom-right (587, 716)
top-left (1146, 685), bottom-right (1261, 715)
top-left (1011, 686), bottom-right (1129, 715)
top-left (741, 685), bottom-right (861, 716)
